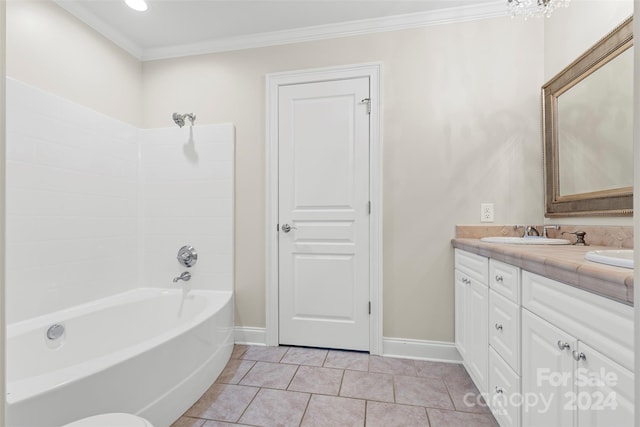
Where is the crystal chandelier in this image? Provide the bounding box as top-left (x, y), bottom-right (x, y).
top-left (507, 0), bottom-right (570, 18)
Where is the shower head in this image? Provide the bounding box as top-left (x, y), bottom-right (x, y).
top-left (173, 112), bottom-right (196, 128)
top-left (173, 113), bottom-right (185, 127)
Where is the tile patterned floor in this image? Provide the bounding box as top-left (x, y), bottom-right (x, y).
top-left (171, 345), bottom-right (499, 427)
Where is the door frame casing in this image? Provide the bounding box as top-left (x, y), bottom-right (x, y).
top-left (265, 62), bottom-right (383, 354)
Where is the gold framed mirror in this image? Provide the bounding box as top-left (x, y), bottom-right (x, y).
top-left (543, 16), bottom-right (633, 217)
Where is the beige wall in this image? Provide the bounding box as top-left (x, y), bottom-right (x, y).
top-left (544, 0), bottom-right (633, 81)
top-left (6, 0), bottom-right (142, 126)
top-left (142, 18), bottom-right (545, 340)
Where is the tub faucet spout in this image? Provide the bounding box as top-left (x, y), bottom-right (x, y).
top-left (173, 271), bottom-right (191, 283)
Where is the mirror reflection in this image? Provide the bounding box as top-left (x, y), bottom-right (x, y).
top-left (543, 16), bottom-right (633, 216)
top-left (557, 47), bottom-right (633, 196)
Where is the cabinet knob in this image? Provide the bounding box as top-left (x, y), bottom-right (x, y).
top-left (495, 275), bottom-right (504, 282)
top-left (572, 350), bottom-right (586, 361)
top-left (557, 340), bottom-right (570, 351)
top-left (495, 323), bottom-right (503, 331)
top-left (495, 386), bottom-right (505, 394)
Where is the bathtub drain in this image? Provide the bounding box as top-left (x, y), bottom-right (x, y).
top-left (46, 324), bottom-right (65, 340)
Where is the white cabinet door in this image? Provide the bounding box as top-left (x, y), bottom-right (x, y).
top-left (522, 309), bottom-right (575, 427)
top-left (455, 270), bottom-right (467, 360)
top-left (576, 341), bottom-right (634, 427)
top-left (465, 278), bottom-right (489, 395)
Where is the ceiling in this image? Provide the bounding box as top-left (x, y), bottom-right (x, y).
top-left (54, 0), bottom-right (506, 61)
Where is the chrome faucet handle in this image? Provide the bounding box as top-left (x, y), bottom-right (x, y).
top-left (514, 225), bottom-right (539, 237)
top-left (177, 246), bottom-right (198, 267)
top-left (543, 225), bottom-right (560, 238)
top-left (562, 231), bottom-right (588, 246)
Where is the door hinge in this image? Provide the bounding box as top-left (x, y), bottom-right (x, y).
top-left (369, 301), bottom-right (371, 315)
top-left (367, 201), bottom-right (371, 214)
top-left (276, 223), bottom-right (279, 232)
top-left (361, 98), bottom-right (371, 114)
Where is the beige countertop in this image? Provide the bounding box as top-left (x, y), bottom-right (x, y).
top-left (451, 238), bottom-right (634, 306)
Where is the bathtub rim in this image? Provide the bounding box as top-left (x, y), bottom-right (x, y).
top-left (6, 287), bottom-right (232, 405)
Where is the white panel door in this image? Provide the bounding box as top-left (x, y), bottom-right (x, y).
top-left (278, 77), bottom-right (370, 351)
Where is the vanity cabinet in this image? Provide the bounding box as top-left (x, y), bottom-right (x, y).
top-left (521, 309), bottom-right (576, 427)
top-left (521, 271), bottom-right (634, 427)
top-left (454, 249), bottom-right (634, 427)
top-left (454, 249), bottom-right (488, 395)
top-left (488, 259), bottom-right (521, 427)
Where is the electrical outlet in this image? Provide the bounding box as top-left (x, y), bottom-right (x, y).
top-left (481, 203), bottom-right (494, 222)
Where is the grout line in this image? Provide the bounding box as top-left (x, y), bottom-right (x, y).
top-left (363, 400), bottom-right (368, 426)
top-left (297, 392), bottom-right (312, 427)
top-left (337, 368), bottom-right (346, 397)
top-left (233, 386), bottom-right (261, 424)
top-left (285, 364), bottom-right (302, 390)
top-left (277, 345), bottom-right (290, 362)
top-left (440, 377), bottom-right (457, 411)
top-left (234, 360), bottom-right (256, 385)
top-left (320, 350), bottom-right (329, 367)
top-left (424, 405), bottom-right (433, 427)
top-left (392, 374), bottom-right (397, 403)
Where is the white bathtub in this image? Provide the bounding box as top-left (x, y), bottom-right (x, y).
top-left (6, 288), bottom-right (234, 427)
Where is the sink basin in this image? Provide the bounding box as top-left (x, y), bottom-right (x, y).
top-left (480, 236), bottom-right (571, 245)
top-left (585, 250), bottom-right (633, 269)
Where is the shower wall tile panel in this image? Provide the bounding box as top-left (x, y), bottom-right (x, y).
top-left (139, 125), bottom-right (235, 292)
top-left (6, 78), bottom-right (235, 323)
top-left (6, 79), bottom-right (139, 323)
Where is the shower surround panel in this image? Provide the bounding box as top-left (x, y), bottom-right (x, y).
top-left (6, 78), bottom-right (235, 323)
top-left (140, 126), bottom-right (234, 293)
top-left (6, 78), bottom-right (139, 323)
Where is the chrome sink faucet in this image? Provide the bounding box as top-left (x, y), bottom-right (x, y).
top-left (514, 225), bottom-right (539, 237)
top-left (542, 225), bottom-right (560, 238)
top-left (173, 271), bottom-right (191, 283)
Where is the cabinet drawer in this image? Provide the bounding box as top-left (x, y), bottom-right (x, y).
top-left (489, 290), bottom-right (520, 373)
top-left (490, 259), bottom-right (520, 303)
top-left (489, 347), bottom-right (521, 427)
top-left (455, 249), bottom-right (488, 285)
top-left (522, 271), bottom-right (634, 372)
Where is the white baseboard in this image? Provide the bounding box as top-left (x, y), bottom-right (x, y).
top-left (234, 329), bottom-right (461, 363)
top-left (383, 337), bottom-right (462, 363)
top-left (235, 327), bottom-right (267, 346)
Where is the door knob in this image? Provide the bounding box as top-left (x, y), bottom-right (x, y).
top-left (281, 224), bottom-right (297, 233)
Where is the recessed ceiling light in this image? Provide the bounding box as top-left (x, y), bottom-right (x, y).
top-left (125, 0), bottom-right (148, 12)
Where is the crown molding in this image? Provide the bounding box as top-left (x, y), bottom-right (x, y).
top-left (53, 0), bottom-right (144, 59)
top-left (54, 1), bottom-right (506, 62)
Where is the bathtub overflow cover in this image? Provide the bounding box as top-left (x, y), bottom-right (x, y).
top-left (46, 323), bottom-right (65, 340)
